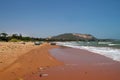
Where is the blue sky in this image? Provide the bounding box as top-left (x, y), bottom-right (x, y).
top-left (0, 0), bottom-right (120, 39)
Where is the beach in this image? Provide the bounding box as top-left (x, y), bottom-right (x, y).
top-left (0, 42), bottom-right (39, 71)
top-left (0, 42), bottom-right (120, 80)
top-left (0, 42), bottom-right (62, 80)
top-left (24, 46), bottom-right (120, 80)
top-left (47, 47), bottom-right (120, 80)
top-left (1, 0), bottom-right (120, 79)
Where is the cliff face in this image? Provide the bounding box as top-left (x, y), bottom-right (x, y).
top-left (72, 33), bottom-right (95, 40)
top-left (51, 33), bottom-right (96, 41)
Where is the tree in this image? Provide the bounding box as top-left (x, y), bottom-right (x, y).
top-left (19, 34), bottom-right (22, 39)
top-left (11, 34), bottom-right (19, 39)
top-left (0, 33), bottom-right (8, 37)
top-left (0, 33), bottom-right (8, 41)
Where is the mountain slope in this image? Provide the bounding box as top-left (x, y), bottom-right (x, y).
top-left (51, 33), bottom-right (96, 41)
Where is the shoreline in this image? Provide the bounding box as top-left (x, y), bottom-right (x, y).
top-left (0, 42), bottom-right (120, 80)
top-left (60, 46), bottom-right (120, 62)
top-left (35, 46), bottom-right (120, 80)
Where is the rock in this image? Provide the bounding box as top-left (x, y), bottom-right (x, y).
top-left (50, 42), bottom-right (56, 45)
top-left (39, 73), bottom-right (48, 77)
top-left (34, 41), bottom-right (41, 45)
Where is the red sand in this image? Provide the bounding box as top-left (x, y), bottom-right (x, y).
top-left (24, 47), bottom-right (120, 80)
top-left (0, 44), bottom-right (120, 80)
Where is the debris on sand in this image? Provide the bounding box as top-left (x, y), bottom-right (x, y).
top-left (50, 42), bottom-right (56, 45)
top-left (39, 66), bottom-right (49, 71)
top-left (39, 73), bottom-right (48, 77)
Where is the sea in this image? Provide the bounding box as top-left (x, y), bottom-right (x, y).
top-left (55, 40), bottom-right (120, 62)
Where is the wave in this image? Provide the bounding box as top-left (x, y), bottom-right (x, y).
top-left (98, 42), bottom-right (112, 44)
top-left (108, 44), bottom-right (120, 46)
top-left (56, 42), bottom-right (120, 62)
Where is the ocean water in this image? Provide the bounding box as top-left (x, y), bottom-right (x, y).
top-left (56, 41), bottom-right (120, 62)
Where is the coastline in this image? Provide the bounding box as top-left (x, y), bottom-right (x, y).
top-left (36, 46), bottom-right (120, 80)
top-left (0, 42), bottom-right (120, 80)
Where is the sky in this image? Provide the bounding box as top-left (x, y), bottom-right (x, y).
top-left (0, 0), bottom-right (120, 39)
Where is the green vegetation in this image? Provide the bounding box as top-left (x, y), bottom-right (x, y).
top-left (9, 38), bottom-right (21, 42)
top-left (0, 32), bottom-right (43, 42)
top-left (0, 33), bottom-right (8, 41)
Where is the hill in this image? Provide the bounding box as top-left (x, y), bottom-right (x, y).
top-left (50, 33), bottom-right (96, 41)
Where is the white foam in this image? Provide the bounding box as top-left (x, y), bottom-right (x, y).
top-left (108, 44), bottom-right (120, 46)
top-left (56, 42), bottom-right (120, 62)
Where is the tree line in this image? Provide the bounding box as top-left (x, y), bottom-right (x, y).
top-left (0, 33), bottom-right (45, 42)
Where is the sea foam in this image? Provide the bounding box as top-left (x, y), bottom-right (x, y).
top-left (56, 42), bottom-right (120, 62)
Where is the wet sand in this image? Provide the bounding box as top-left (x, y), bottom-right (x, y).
top-left (1, 43), bottom-right (120, 80)
top-left (24, 47), bottom-right (120, 80)
top-left (0, 43), bottom-right (62, 80)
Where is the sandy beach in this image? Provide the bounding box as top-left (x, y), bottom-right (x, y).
top-left (1, 0), bottom-right (120, 80)
top-left (0, 42), bottom-right (62, 80)
top-left (0, 42), bottom-right (39, 71)
top-left (0, 42), bottom-right (120, 80)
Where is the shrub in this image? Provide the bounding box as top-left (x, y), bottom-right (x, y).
top-left (9, 38), bottom-right (21, 42)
